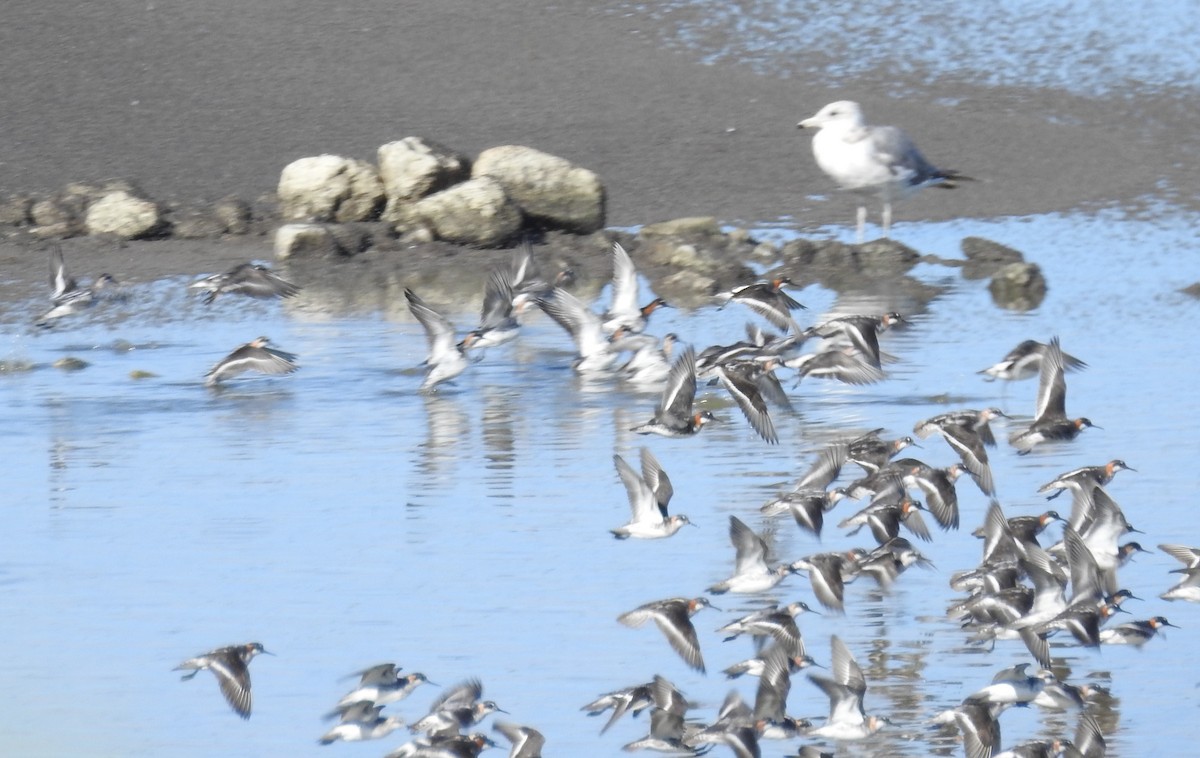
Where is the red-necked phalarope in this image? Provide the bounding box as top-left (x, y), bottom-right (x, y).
top-left (716, 277), bottom-right (806, 333)
top-left (405, 288), bottom-right (470, 391)
top-left (806, 312), bottom-right (904, 371)
top-left (318, 702), bottom-right (405, 744)
top-left (708, 516), bottom-right (794, 594)
top-left (760, 487), bottom-right (848, 539)
top-left (798, 100), bottom-right (970, 243)
top-left (838, 496), bottom-right (931, 545)
top-left (1009, 337), bottom-right (1096, 454)
top-left (610, 448), bottom-right (693, 540)
top-left (902, 461), bottom-right (964, 531)
top-left (189, 262), bottom-right (300, 304)
top-left (492, 721), bottom-right (545, 758)
top-left (1099, 616), bottom-right (1177, 646)
top-left (602, 242), bottom-right (669, 335)
top-left (805, 635), bottom-right (888, 740)
top-left (459, 267), bottom-right (522, 352)
top-left (620, 676), bottom-right (703, 753)
top-left (536, 287), bottom-right (622, 373)
top-left (409, 678), bottom-right (506, 738)
top-left (205, 336), bottom-right (298, 387)
top-left (581, 681), bottom-right (654, 734)
top-left (718, 601), bottom-right (817, 653)
top-left (174, 641), bottom-right (272, 719)
top-left (631, 347), bottom-right (717, 437)
top-left (383, 732), bottom-right (496, 758)
top-left (789, 549), bottom-right (867, 613)
top-left (845, 428), bottom-right (918, 474)
top-left (334, 665), bottom-right (433, 709)
top-left (617, 597), bottom-right (717, 674)
top-left (715, 360), bottom-right (781, 444)
top-left (978, 338), bottom-right (1087, 382)
top-left (913, 408), bottom-right (1003, 496)
top-left (38, 246), bottom-right (122, 326)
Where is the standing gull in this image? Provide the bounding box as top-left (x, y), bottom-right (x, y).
top-left (798, 100), bottom-right (967, 242)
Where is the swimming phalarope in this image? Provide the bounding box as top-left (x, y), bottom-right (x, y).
top-left (617, 597), bottom-right (716, 674)
top-left (610, 448), bottom-right (693, 539)
top-left (189, 262), bottom-right (300, 304)
top-left (1009, 337), bottom-right (1096, 453)
top-left (631, 347), bottom-right (716, 437)
top-left (967, 663), bottom-right (1055, 706)
top-left (978, 338), bottom-right (1087, 382)
top-left (708, 516), bottom-right (794, 594)
top-left (405, 288), bottom-right (470, 391)
top-left (798, 100), bottom-right (969, 242)
top-left (174, 641), bottom-right (271, 719)
top-left (601, 242), bottom-right (669, 335)
top-left (205, 336), bottom-right (298, 386)
top-left (1099, 616), bottom-right (1177, 646)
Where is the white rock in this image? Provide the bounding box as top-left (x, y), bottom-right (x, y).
top-left (277, 155), bottom-right (384, 222)
top-left (378, 137), bottom-right (469, 221)
top-left (84, 190), bottom-right (162, 238)
top-left (404, 177), bottom-right (522, 247)
top-left (274, 223), bottom-right (339, 259)
top-left (472, 145), bottom-right (605, 233)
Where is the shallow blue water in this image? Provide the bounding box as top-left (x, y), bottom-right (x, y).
top-left (626, 0), bottom-right (1200, 96)
top-left (1, 205), bottom-right (1197, 755)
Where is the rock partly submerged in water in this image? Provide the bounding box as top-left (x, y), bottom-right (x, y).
top-left (989, 261), bottom-right (1047, 311)
top-left (961, 235), bottom-right (1025, 279)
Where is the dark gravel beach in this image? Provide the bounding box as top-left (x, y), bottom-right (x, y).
top-left (1, 0), bottom-right (1190, 242)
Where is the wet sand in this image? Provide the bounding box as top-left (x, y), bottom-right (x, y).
top-left (0, 1), bottom-right (1187, 267)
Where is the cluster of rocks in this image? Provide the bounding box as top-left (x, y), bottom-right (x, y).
top-left (0, 137), bottom-right (604, 253)
top-left (0, 179), bottom-right (253, 241)
top-left (273, 137), bottom-right (604, 258)
top-left (0, 135), bottom-right (1047, 312)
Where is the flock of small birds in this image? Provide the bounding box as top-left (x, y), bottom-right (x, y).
top-left (30, 103), bottom-right (1195, 757)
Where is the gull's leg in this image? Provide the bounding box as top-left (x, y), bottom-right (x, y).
top-left (856, 205), bottom-right (867, 245)
top-left (882, 202), bottom-right (892, 239)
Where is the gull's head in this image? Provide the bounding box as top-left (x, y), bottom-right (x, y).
top-left (798, 100), bottom-right (864, 130)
